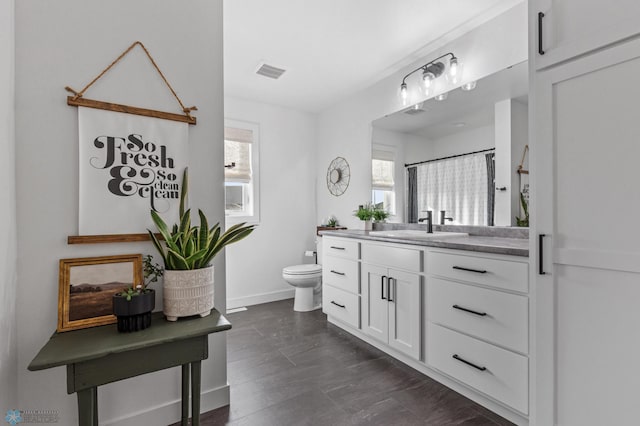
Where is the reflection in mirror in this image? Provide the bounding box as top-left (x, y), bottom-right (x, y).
top-left (371, 60), bottom-right (528, 227)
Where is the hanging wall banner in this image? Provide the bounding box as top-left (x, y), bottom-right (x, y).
top-left (78, 107), bottom-right (188, 235)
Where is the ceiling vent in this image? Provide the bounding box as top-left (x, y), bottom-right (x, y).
top-left (255, 62), bottom-right (287, 79)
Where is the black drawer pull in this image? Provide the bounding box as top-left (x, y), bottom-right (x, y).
top-left (452, 304), bottom-right (487, 317)
top-left (330, 246), bottom-right (345, 250)
top-left (538, 12), bottom-right (545, 55)
top-left (330, 270), bottom-right (345, 276)
top-left (331, 301), bottom-right (345, 308)
top-left (539, 234), bottom-right (547, 275)
top-left (452, 354), bottom-right (486, 371)
top-left (452, 266), bottom-right (487, 274)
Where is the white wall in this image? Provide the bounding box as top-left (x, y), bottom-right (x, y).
top-left (316, 3), bottom-right (528, 229)
top-left (15, 2), bottom-right (226, 425)
top-left (0, 0), bottom-right (17, 412)
top-left (224, 96), bottom-right (317, 308)
top-left (404, 125), bottom-right (494, 163)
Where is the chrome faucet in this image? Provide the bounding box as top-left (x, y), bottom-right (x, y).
top-left (440, 210), bottom-right (454, 225)
top-left (418, 210), bottom-right (433, 233)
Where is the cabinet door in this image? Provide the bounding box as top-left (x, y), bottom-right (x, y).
top-left (388, 269), bottom-right (421, 360)
top-left (531, 0), bottom-right (640, 70)
top-left (361, 264), bottom-right (389, 344)
top-left (533, 37), bottom-right (640, 425)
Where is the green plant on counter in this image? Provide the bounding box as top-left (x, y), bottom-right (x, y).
top-left (354, 203), bottom-right (375, 221)
top-left (326, 216), bottom-right (338, 227)
top-left (148, 168), bottom-right (257, 270)
top-left (372, 206), bottom-right (390, 222)
top-left (515, 192), bottom-right (529, 227)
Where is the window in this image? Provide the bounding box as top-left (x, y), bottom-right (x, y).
top-left (371, 147), bottom-right (396, 215)
top-left (224, 120), bottom-right (260, 223)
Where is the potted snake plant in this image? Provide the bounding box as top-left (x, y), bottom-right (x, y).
top-left (148, 168), bottom-right (256, 321)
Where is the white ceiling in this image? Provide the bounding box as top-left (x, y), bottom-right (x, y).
top-left (223, 0), bottom-right (523, 113)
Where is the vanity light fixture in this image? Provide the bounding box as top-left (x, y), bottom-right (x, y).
top-left (399, 52), bottom-right (460, 104)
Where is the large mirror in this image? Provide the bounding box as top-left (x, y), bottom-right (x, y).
top-left (371, 60), bottom-right (528, 227)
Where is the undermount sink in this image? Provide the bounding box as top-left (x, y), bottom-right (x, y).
top-left (368, 230), bottom-right (468, 239)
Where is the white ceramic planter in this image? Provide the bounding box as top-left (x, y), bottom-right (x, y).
top-left (363, 220), bottom-right (373, 231)
top-left (163, 265), bottom-right (214, 321)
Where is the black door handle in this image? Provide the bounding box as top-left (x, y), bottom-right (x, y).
top-left (539, 234), bottom-right (547, 275)
top-left (330, 246), bottom-right (345, 250)
top-left (452, 354), bottom-right (487, 372)
top-left (538, 12), bottom-right (545, 55)
top-left (452, 304), bottom-right (487, 317)
top-left (330, 270), bottom-right (345, 276)
top-left (452, 266), bottom-right (487, 274)
top-left (388, 277), bottom-right (394, 303)
top-left (331, 301), bottom-right (345, 308)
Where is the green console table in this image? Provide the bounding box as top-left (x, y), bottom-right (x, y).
top-left (28, 310), bottom-right (231, 426)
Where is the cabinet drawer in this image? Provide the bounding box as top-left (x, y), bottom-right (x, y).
top-left (428, 323), bottom-right (528, 414)
top-left (323, 285), bottom-right (359, 329)
top-left (362, 243), bottom-right (422, 272)
top-left (323, 257), bottom-right (359, 294)
top-left (323, 237), bottom-right (359, 260)
top-left (428, 278), bottom-right (528, 353)
top-left (427, 251), bottom-right (528, 293)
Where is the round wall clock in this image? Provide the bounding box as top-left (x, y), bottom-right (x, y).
top-left (326, 156), bottom-right (350, 196)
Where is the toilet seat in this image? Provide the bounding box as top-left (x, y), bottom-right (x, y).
top-left (282, 264), bottom-right (322, 276)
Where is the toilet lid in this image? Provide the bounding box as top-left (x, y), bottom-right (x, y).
top-left (283, 264), bottom-right (322, 275)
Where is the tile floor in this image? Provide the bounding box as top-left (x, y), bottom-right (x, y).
top-left (175, 299), bottom-right (514, 426)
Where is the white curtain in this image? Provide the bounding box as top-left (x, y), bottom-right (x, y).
top-left (416, 152), bottom-right (488, 226)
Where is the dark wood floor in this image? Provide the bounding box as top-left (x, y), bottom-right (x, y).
top-left (179, 299), bottom-right (514, 426)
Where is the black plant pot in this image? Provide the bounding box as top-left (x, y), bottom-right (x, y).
top-left (112, 289), bottom-right (156, 332)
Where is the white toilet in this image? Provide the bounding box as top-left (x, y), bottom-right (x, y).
top-left (282, 264), bottom-right (322, 312)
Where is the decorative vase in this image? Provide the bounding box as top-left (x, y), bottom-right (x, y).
top-left (163, 265), bottom-right (214, 321)
top-left (363, 220), bottom-right (373, 231)
top-left (112, 289), bottom-right (155, 332)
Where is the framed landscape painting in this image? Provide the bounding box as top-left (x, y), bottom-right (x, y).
top-left (57, 254), bottom-right (143, 332)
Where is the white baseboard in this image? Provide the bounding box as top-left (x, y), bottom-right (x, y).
top-left (227, 289), bottom-right (294, 310)
top-left (102, 384), bottom-right (230, 426)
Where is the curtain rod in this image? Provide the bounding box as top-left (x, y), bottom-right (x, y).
top-left (404, 148), bottom-right (495, 168)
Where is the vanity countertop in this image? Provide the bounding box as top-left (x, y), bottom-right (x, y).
top-left (319, 229), bottom-right (529, 257)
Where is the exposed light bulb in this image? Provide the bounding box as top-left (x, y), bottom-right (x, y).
top-left (400, 82), bottom-right (408, 104)
top-left (461, 81), bottom-right (477, 91)
top-left (446, 57), bottom-right (463, 85)
top-left (434, 92), bottom-right (448, 101)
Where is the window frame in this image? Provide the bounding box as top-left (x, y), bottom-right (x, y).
top-left (224, 119), bottom-right (260, 225)
top-left (371, 144), bottom-right (397, 216)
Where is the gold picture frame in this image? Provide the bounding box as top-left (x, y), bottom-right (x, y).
top-left (57, 254), bottom-right (143, 332)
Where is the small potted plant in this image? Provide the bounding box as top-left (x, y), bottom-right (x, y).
top-left (112, 255), bottom-right (163, 332)
top-left (149, 168), bottom-right (256, 321)
top-left (372, 206), bottom-right (390, 223)
top-left (354, 203), bottom-right (375, 231)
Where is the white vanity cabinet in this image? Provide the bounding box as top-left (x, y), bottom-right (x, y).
top-left (360, 242), bottom-right (422, 360)
top-left (320, 233), bottom-right (529, 424)
top-left (425, 249), bottom-right (529, 415)
top-left (322, 236), bottom-right (360, 328)
top-left (361, 263), bottom-right (421, 360)
top-left (531, 0), bottom-right (640, 70)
